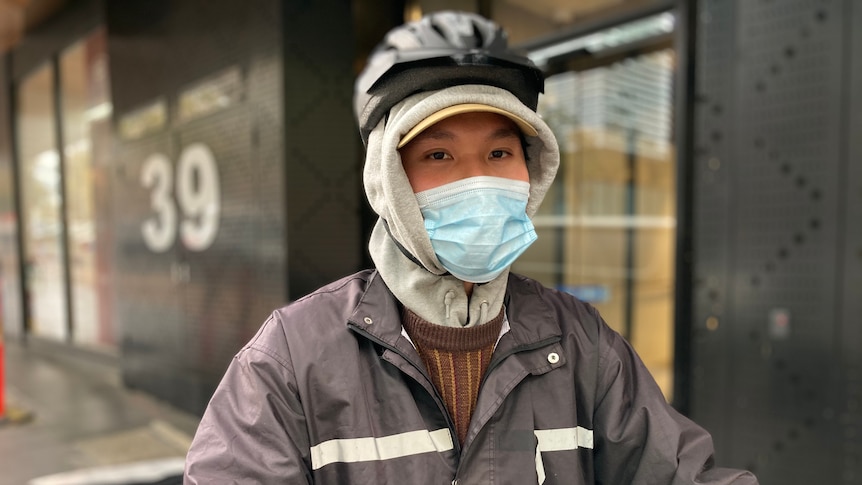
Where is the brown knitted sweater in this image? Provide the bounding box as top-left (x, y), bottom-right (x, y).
top-left (402, 307), bottom-right (504, 445)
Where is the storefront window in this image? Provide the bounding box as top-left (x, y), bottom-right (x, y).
top-left (16, 63), bottom-right (68, 341)
top-left (60, 28), bottom-right (116, 351)
top-left (514, 47), bottom-right (677, 398)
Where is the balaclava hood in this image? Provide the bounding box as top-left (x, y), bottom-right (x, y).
top-left (364, 84), bottom-right (559, 327)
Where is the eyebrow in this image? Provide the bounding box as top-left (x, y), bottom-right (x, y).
top-left (488, 126), bottom-right (521, 140)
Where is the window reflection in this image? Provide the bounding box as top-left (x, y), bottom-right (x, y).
top-left (514, 50), bottom-right (676, 398)
top-left (61, 28), bottom-right (116, 351)
top-left (17, 63), bottom-right (68, 341)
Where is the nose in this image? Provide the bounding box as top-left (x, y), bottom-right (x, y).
top-left (458, 155), bottom-right (490, 179)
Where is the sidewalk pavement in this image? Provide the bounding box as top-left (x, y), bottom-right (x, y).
top-left (0, 338), bottom-right (202, 485)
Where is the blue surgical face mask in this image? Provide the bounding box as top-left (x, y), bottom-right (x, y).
top-left (415, 176), bottom-right (537, 283)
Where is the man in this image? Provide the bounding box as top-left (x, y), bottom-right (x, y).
top-left (184, 11), bottom-right (758, 484)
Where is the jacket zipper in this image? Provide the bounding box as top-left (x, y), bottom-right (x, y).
top-left (347, 323), bottom-right (462, 454)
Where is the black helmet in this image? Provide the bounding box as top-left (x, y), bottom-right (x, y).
top-left (354, 10), bottom-right (545, 145)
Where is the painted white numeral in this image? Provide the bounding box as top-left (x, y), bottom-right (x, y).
top-left (140, 144), bottom-right (220, 252)
top-left (178, 143), bottom-right (220, 251)
top-left (141, 153), bottom-right (176, 252)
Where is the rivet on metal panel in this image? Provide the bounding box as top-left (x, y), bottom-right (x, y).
top-left (810, 218), bottom-right (821, 230)
top-left (705, 316), bottom-right (719, 331)
top-left (769, 308), bottom-right (791, 339)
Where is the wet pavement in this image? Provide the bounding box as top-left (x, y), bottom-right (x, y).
top-left (0, 339), bottom-right (200, 485)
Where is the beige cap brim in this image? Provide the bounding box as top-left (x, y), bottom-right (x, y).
top-left (397, 103), bottom-right (539, 149)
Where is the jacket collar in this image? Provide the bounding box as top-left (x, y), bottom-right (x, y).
top-left (348, 270), bottom-right (561, 350)
top-left (499, 273), bottom-right (562, 348)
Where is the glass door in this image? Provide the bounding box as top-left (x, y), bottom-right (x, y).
top-left (515, 15), bottom-right (677, 399)
top-left (16, 63), bottom-right (68, 341)
top-left (60, 28), bottom-right (117, 351)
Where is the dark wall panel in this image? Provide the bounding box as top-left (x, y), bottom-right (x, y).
top-left (282, 1), bottom-right (361, 300)
top-left (108, 0), bottom-right (293, 414)
top-left (840, 1), bottom-right (862, 479)
top-left (691, 1), bottom-right (861, 483)
top-left (108, 0), bottom-right (359, 415)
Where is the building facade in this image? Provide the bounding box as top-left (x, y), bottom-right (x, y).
top-left (0, 1), bottom-right (859, 483)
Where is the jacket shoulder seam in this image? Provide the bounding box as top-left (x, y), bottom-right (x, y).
top-left (243, 341), bottom-right (292, 371)
top-left (291, 271), bottom-right (373, 305)
top-left (242, 314), bottom-right (294, 372)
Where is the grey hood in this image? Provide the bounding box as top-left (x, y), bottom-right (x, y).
top-left (363, 84), bottom-right (560, 327)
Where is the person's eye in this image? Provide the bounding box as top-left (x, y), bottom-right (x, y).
top-left (490, 149), bottom-right (510, 159)
top-left (429, 151), bottom-right (450, 160)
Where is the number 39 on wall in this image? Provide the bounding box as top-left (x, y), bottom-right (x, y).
top-left (140, 143), bottom-right (221, 253)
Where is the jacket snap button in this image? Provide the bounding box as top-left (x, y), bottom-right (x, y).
top-left (547, 352), bottom-right (560, 364)
top-left (363, 317), bottom-right (373, 325)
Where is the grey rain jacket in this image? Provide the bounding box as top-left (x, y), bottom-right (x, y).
top-left (184, 270), bottom-right (758, 484)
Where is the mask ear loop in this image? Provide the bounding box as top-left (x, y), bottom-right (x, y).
top-left (380, 218), bottom-right (450, 277)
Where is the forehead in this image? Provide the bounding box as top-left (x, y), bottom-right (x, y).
top-left (411, 111), bottom-right (522, 140)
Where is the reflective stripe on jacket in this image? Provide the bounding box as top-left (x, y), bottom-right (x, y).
top-left (184, 270), bottom-right (757, 484)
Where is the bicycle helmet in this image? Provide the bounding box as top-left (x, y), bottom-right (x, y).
top-left (354, 10), bottom-right (544, 145)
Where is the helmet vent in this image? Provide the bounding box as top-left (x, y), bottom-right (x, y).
top-left (430, 23), bottom-right (447, 42)
top-left (472, 24), bottom-right (484, 49)
top-left (353, 11), bottom-right (545, 145)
